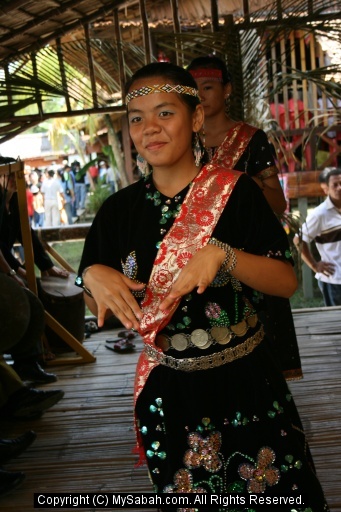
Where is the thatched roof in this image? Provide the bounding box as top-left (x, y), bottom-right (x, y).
top-left (0, 0), bottom-right (340, 143)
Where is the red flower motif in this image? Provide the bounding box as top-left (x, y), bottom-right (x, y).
top-left (176, 252), bottom-right (192, 269)
top-left (238, 446), bottom-right (280, 492)
top-left (184, 431), bottom-right (222, 473)
top-left (195, 210), bottom-right (214, 227)
top-left (151, 269), bottom-right (173, 291)
top-left (193, 188), bottom-right (207, 201)
top-left (167, 223), bottom-right (190, 244)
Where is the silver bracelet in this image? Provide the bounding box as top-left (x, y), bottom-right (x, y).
top-left (208, 238), bottom-right (237, 274)
top-left (82, 266), bottom-right (94, 298)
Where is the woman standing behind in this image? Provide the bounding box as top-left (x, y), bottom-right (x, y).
top-left (187, 55), bottom-right (287, 215)
top-left (188, 56), bottom-right (301, 381)
top-left (76, 62), bottom-right (327, 509)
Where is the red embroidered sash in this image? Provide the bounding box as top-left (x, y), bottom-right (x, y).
top-left (210, 121), bottom-right (258, 169)
top-left (134, 163), bottom-right (241, 462)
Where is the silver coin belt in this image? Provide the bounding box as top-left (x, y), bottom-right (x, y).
top-left (155, 315), bottom-right (258, 352)
top-left (145, 325), bottom-right (264, 372)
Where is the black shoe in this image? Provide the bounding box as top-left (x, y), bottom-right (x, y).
top-left (0, 468), bottom-right (25, 496)
top-left (0, 431), bottom-right (37, 465)
top-left (2, 388), bottom-right (64, 419)
top-left (12, 361), bottom-right (57, 384)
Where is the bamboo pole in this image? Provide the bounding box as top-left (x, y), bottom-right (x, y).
top-left (290, 32), bottom-right (299, 130)
top-left (4, 65), bottom-right (12, 106)
top-left (243, 0), bottom-right (250, 24)
top-left (31, 52), bottom-right (43, 117)
top-left (170, 0), bottom-right (182, 67)
top-left (84, 22), bottom-right (98, 109)
top-left (56, 37), bottom-right (71, 112)
top-left (298, 31), bottom-right (310, 127)
top-left (139, 0), bottom-right (152, 64)
top-left (113, 9), bottom-right (126, 104)
top-left (211, 0), bottom-right (220, 32)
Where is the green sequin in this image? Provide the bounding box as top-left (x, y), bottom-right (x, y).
top-left (285, 454), bottom-right (294, 464)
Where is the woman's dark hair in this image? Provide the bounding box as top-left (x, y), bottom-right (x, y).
top-left (187, 56), bottom-right (232, 85)
top-left (124, 62), bottom-right (200, 112)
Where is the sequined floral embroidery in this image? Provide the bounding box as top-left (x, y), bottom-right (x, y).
top-left (164, 468), bottom-right (206, 494)
top-left (164, 468), bottom-right (206, 512)
top-left (204, 302), bottom-right (230, 326)
top-left (184, 431), bottom-right (223, 472)
top-left (238, 446), bottom-right (280, 492)
top-left (121, 251), bottom-right (145, 297)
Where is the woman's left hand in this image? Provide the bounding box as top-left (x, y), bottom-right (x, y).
top-left (159, 244), bottom-right (225, 312)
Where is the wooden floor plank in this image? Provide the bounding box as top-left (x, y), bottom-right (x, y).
top-left (1, 306), bottom-right (340, 511)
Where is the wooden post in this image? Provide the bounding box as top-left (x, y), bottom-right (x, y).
top-left (84, 22), bottom-right (98, 108)
top-left (139, 0), bottom-right (152, 64)
top-left (56, 37), bottom-right (71, 112)
top-left (170, 0), bottom-right (182, 66)
top-left (113, 9), bottom-right (126, 104)
top-left (31, 52), bottom-right (43, 117)
top-left (14, 161), bottom-right (38, 295)
top-left (211, 0), bottom-right (220, 32)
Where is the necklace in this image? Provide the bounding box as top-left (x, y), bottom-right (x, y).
top-left (145, 177), bottom-right (189, 248)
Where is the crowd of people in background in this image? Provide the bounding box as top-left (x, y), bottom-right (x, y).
top-left (24, 159), bottom-right (118, 228)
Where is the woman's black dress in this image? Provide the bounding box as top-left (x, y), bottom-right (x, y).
top-left (78, 172), bottom-right (328, 511)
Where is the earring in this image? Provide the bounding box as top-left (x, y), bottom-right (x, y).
top-left (193, 132), bottom-right (203, 167)
top-left (224, 94), bottom-right (231, 114)
top-left (136, 154), bottom-right (150, 176)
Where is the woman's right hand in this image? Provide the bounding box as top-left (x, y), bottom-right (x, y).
top-left (83, 264), bottom-right (145, 330)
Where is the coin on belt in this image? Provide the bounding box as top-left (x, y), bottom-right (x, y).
top-left (210, 326), bottom-right (232, 345)
top-left (155, 334), bottom-right (171, 352)
top-left (190, 329), bottom-right (209, 347)
top-left (247, 314), bottom-right (258, 328)
top-left (197, 338), bottom-right (212, 350)
top-left (171, 334), bottom-right (189, 351)
top-left (230, 320), bottom-right (248, 336)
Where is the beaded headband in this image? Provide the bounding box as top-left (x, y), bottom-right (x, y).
top-left (189, 69), bottom-right (223, 82)
top-left (126, 84), bottom-right (199, 104)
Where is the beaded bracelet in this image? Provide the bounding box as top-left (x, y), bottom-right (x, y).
top-left (82, 266), bottom-right (94, 298)
top-left (208, 237), bottom-right (237, 274)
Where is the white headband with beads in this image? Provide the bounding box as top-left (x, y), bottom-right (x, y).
top-left (126, 84), bottom-right (199, 104)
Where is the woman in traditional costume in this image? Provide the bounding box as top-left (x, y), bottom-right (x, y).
top-left (76, 62), bottom-right (328, 510)
top-left (188, 56), bottom-right (302, 383)
top-left (187, 55), bottom-right (286, 215)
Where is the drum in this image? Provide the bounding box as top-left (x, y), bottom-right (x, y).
top-left (38, 273), bottom-right (85, 353)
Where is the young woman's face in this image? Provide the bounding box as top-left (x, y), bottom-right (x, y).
top-left (194, 77), bottom-right (231, 118)
top-left (127, 77), bottom-right (203, 171)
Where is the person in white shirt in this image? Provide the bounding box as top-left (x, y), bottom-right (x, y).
top-left (40, 170), bottom-right (65, 227)
top-left (300, 167), bottom-right (341, 306)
